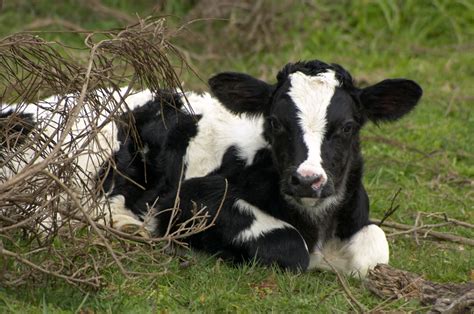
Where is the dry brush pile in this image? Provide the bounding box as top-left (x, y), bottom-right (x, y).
top-left (0, 17), bottom-right (216, 290)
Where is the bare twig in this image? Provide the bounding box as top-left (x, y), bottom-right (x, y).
top-left (83, 0), bottom-right (136, 24)
top-left (431, 212), bottom-right (474, 229)
top-left (366, 264), bottom-right (474, 313)
top-left (373, 219), bottom-right (474, 246)
top-left (24, 18), bottom-right (87, 33)
top-left (0, 245), bottom-right (102, 288)
top-left (322, 256), bottom-right (367, 313)
top-left (378, 187), bottom-right (401, 226)
top-left (42, 170), bottom-right (130, 278)
top-left (0, 16), bottom-right (200, 289)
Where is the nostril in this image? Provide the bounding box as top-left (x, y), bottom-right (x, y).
top-left (310, 175), bottom-right (325, 191)
top-left (312, 175), bottom-right (322, 185)
top-left (290, 173), bottom-right (301, 186)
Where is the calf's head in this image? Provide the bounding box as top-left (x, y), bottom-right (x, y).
top-left (209, 60), bottom-right (422, 204)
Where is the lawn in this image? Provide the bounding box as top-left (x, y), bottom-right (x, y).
top-left (0, 0), bottom-right (472, 312)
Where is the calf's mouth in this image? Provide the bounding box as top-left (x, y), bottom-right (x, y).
top-left (282, 175), bottom-right (336, 204)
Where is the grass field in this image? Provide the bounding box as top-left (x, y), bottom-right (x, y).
top-left (0, 0), bottom-right (473, 312)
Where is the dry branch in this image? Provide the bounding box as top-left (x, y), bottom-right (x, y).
top-left (24, 18), bottom-right (86, 33)
top-left (322, 256), bottom-right (367, 313)
top-left (374, 219), bottom-right (474, 246)
top-left (83, 0), bottom-right (137, 25)
top-left (366, 264), bottom-right (474, 313)
top-left (0, 17), bottom-right (216, 290)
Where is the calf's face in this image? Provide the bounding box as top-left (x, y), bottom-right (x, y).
top-left (209, 60), bottom-right (422, 204)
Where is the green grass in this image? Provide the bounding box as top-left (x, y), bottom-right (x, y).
top-left (1, 0), bottom-right (473, 312)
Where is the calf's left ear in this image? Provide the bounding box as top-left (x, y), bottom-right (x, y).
top-left (209, 72), bottom-right (273, 115)
top-left (359, 79), bottom-right (423, 123)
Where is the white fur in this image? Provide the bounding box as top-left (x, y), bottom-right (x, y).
top-left (233, 199), bottom-right (295, 243)
top-left (101, 195), bottom-right (155, 236)
top-left (308, 224), bottom-right (389, 278)
top-left (182, 92), bottom-right (267, 179)
top-left (117, 88), bottom-right (154, 110)
top-left (288, 71), bottom-right (340, 180)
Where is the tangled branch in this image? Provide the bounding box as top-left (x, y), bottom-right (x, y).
top-left (0, 17), bottom-right (220, 290)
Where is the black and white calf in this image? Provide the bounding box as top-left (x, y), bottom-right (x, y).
top-left (112, 60), bottom-right (422, 277)
top-left (1, 59), bottom-right (422, 277)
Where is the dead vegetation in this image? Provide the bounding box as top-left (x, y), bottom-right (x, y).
top-left (0, 17), bottom-right (222, 291)
top-left (366, 264), bottom-right (474, 313)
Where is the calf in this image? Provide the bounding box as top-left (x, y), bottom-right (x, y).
top-left (1, 59), bottom-right (422, 277)
top-left (143, 60), bottom-right (422, 276)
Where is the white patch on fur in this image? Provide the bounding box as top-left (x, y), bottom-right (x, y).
top-left (119, 88), bottom-right (154, 110)
top-left (140, 144), bottom-right (150, 162)
top-left (182, 92), bottom-right (268, 179)
top-left (233, 199), bottom-right (296, 243)
top-left (288, 71), bottom-right (340, 180)
top-left (103, 195), bottom-right (155, 235)
top-left (308, 224), bottom-right (389, 278)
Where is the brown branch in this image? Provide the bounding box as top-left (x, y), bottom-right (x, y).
top-left (0, 244), bottom-right (101, 288)
top-left (366, 264), bottom-right (474, 313)
top-left (433, 212), bottom-right (474, 229)
top-left (373, 219), bottom-right (474, 246)
top-left (387, 222), bottom-right (453, 237)
top-left (0, 17), bottom-right (195, 289)
top-left (378, 187), bottom-right (401, 226)
top-left (83, 0), bottom-right (137, 25)
top-left (24, 18), bottom-right (87, 33)
top-left (0, 211), bottom-right (42, 232)
top-left (322, 256), bottom-right (367, 313)
top-left (431, 290), bottom-right (474, 313)
top-left (42, 170), bottom-right (130, 278)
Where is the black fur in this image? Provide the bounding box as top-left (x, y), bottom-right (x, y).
top-left (0, 111), bottom-right (36, 153)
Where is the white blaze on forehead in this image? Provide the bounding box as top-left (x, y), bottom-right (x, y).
top-left (287, 70), bottom-right (340, 179)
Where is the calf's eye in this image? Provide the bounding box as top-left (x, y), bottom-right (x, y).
top-left (341, 122), bottom-right (354, 134)
top-left (268, 116), bottom-right (283, 133)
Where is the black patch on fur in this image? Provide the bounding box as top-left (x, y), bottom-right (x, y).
top-left (0, 111), bottom-right (36, 150)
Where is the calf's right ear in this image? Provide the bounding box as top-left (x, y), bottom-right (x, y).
top-left (209, 72), bottom-right (273, 115)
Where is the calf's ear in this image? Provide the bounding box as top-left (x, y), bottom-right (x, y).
top-left (209, 72), bottom-right (273, 115)
top-left (360, 79), bottom-right (422, 123)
